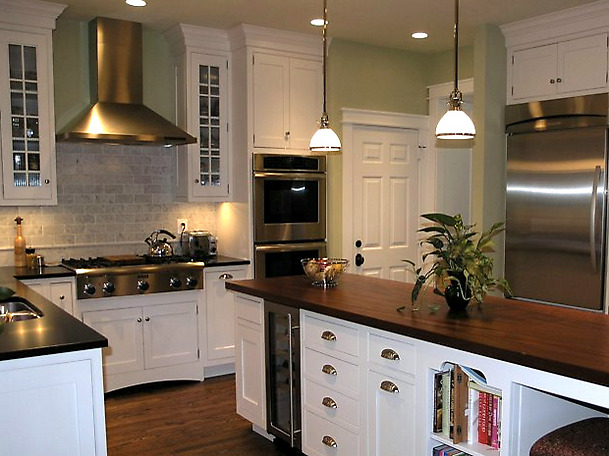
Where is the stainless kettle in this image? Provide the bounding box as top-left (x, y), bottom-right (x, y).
top-left (145, 229), bottom-right (176, 257)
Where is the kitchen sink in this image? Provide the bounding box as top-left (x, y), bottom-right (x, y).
top-left (0, 297), bottom-right (43, 322)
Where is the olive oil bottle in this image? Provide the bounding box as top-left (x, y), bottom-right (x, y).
top-left (14, 217), bottom-right (26, 268)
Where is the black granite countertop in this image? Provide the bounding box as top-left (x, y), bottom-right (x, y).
top-left (203, 255), bottom-right (250, 267)
top-left (0, 267), bottom-right (107, 361)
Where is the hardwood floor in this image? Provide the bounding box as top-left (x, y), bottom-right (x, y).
top-left (104, 375), bottom-right (296, 456)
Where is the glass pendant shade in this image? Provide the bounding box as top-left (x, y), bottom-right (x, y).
top-left (310, 124), bottom-right (341, 153)
top-left (435, 108), bottom-right (476, 139)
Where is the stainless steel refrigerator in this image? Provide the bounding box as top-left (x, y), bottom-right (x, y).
top-left (505, 94), bottom-right (608, 311)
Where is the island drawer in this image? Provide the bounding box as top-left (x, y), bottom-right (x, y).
top-left (303, 378), bottom-right (360, 429)
top-left (367, 330), bottom-right (416, 376)
top-left (234, 294), bottom-right (263, 325)
top-left (303, 348), bottom-right (359, 397)
top-left (302, 312), bottom-right (360, 357)
top-left (303, 410), bottom-right (361, 456)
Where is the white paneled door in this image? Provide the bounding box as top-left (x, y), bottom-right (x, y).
top-left (350, 126), bottom-right (420, 281)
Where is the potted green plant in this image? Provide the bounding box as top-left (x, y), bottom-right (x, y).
top-left (404, 213), bottom-right (511, 311)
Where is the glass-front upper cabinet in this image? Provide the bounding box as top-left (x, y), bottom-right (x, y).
top-left (196, 58), bottom-right (228, 195)
top-left (0, 29), bottom-right (57, 205)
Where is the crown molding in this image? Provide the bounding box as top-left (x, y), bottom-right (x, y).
top-left (501, 0), bottom-right (609, 48)
top-left (164, 23), bottom-right (230, 56)
top-left (228, 23), bottom-right (323, 58)
top-left (0, 0), bottom-right (66, 31)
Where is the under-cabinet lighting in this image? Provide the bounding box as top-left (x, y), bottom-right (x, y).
top-left (310, 18), bottom-right (326, 26)
top-left (411, 32), bottom-right (428, 39)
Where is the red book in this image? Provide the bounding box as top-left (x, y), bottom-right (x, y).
top-left (477, 391), bottom-right (488, 445)
top-left (491, 395), bottom-right (500, 449)
top-left (487, 392), bottom-right (493, 445)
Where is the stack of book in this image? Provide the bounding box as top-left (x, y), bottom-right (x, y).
top-left (432, 364), bottom-right (502, 451)
top-left (432, 444), bottom-right (471, 456)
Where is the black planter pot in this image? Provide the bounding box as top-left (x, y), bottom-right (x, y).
top-left (444, 271), bottom-right (471, 311)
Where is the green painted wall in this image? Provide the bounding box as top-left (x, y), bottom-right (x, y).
top-left (426, 46), bottom-right (474, 87)
top-left (53, 18), bottom-right (175, 131)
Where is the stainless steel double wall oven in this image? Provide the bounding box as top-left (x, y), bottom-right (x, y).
top-left (253, 154), bottom-right (327, 278)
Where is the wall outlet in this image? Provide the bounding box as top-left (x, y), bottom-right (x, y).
top-left (177, 218), bottom-right (188, 234)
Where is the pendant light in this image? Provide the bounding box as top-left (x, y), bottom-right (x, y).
top-left (309, 0), bottom-right (341, 153)
top-left (435, 0), bottom-right (476, 140)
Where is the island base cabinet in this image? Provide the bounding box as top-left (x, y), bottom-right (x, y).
top-left (0, 349), bottom-right (106, 456)
top-left (234, 293), bottom-right (267, 430)
top-left (303, 410), bottom-right (361, 456)
top-left (367, 370), bottom-right (416, 456)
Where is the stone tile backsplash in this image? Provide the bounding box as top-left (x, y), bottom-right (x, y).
top-left (0, 143), bottom-right (217, 264)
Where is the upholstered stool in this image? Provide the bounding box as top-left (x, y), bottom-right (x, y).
top-left (530, 417), bottom-right (609, 456)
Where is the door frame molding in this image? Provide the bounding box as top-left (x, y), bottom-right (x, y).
top-left (340, 108), bottom-right (429, 261)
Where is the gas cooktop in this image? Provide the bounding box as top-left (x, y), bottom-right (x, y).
top-left (61, 255), bottom-right (206, 299)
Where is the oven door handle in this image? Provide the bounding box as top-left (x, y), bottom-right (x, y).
top-left (254, 172), bottom-right (326, 179)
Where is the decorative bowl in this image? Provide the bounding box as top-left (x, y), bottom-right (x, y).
top-left (301, 258), bottom-right (349, 287)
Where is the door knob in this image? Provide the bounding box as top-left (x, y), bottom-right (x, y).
top-left (355, 253), bottom-right (365, 267)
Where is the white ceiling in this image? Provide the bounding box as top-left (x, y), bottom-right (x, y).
top-left (57, 0), bottom-right (602, 52)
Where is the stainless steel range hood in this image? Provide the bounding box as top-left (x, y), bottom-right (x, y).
top-left (56, 17), bottom-right (196, 147)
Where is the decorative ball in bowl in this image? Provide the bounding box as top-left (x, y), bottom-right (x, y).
top-left (301, 258), bottom-right (349, 287)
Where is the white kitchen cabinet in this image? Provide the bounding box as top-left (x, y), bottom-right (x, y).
top-left (166, 25), bottom-right (231, 202)
top-left (234, 293), bottom-right (267, 430)
top-left (204, 265), bottom-right (247, 365)
top-left (22, 276), bottom-right (75, 315)
top-left (0, 348), bottom-right (107, 456)
top-left (0, 1), bottom-right (64, 205)
top-left (79, 291), bottom-right (203, 392)
top-left (252, 52), bottom-right (321, 151)
top-left (367, 370), bottom-right (416, 456)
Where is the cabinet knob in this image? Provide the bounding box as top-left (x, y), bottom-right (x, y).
top-left (44, 179), bottom-right (50, 184)
top-left (194, 178), bottom-right (200, 184)
top-left (380, 380), bottom-right (400, 394)
top-left (322, 435), bottom-right (338, 448)
top-left (321, 364), bottom-right (337, 376)
top-left (285, 131), bottom-right (290, 139)
top-left (59, 295), bottom-right (65, 300)
top-left (557, 77), bottom-right (562, 83)
top-left (321, 330), bottom-right (336, 341)
top-left (550, 79), bottom-right (556, 84)
top-left (219, 273), bottom-right (233, 280)
top-left (145, 316), bottom-right (150, 322)
top-left (137, 318), bottom-right (142, 323)
top-left (322, 396), bottom-right (338, 409)
top-left (380, 348), bottom-right (400, 361)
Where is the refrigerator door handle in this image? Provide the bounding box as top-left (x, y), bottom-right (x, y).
top-left (590, 165), bottom-right (602, 273)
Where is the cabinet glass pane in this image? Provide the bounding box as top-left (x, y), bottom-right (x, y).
top-left (198, 63), bottom-right (222, 188)
top-left (7, 43), bottom-right (42, 188)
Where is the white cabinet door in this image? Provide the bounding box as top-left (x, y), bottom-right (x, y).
top-left (0, 29), bottom-right (56, 205)
top-left (289, 58), bottom-right (322, 150)
top-left (511, 44), bottom-right (557, 101)
top-left (234, 294), bottom-right (266, 429)
top-left (558, 34), bottom-right (608, 94)
top-left (205, 266), bottom-right (247, 362)
top-left (188, 53), bottom-right (229, 199)
top-left (83, 307), bottom-right (145, 375)
top-left (143, 301), bottom-right (199, 369)
top-left (49, 280), bottom-right (74, 314)
top-left (253, 53), bottom-right (290, 149)
top-left (0, 358), bottom-right (98, 456)
top-left (367, 370), bottom-right (416, 456)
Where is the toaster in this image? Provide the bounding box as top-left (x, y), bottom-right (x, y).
top-left (185, 230), bottom-right (217, 258)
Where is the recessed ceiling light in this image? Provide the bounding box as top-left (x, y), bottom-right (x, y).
top-left (126, 0), bottom-right (147, 6)
top-left (310, 18), bottom-right (326, 27)
top-left (412, 32), bottom-right (428, 39)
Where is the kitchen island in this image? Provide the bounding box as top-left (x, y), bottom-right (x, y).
top-left (0, 266), bottom-right (108, 456)
top-left (227, 273), bottom-right (609, 456)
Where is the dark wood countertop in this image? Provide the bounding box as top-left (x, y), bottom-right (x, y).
top-left (0, 267), bottom-right (107, 361)
top-left (226, 273), bottom-right (609, 388)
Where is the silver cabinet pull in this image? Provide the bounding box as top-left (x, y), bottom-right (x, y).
top-left (219, 273), bottom-right (233, 280)
top-left (321, 330), bottom-right (336, 341)
top-left (380, 348), bottom-right (400, 361)
top-left (322, 435), bottom-right (338, 448)
top-left (137, 318), bottom-right (142, 323)
top-left (59, 295), bottom-right (65, 300)
top-left (321, 364), bottom-right (337, 376)
top-left (145, 316), bottom-right (150, 322)
top-left (380, 380), bottom-right (400, 394)
top-left (322, 396), bottom-right (338, 409)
